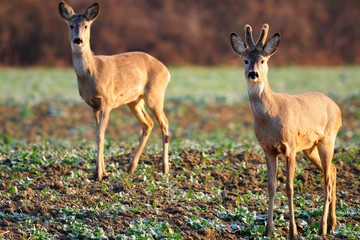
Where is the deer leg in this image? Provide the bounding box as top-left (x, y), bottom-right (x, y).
top-left (304, 145), bottom-right (336, 233)
top-left (303, 146), bottom-right (323, 171)
top-left (286, 151), bottom-right (298, 239)
top-left (127, 100), bottom-right (153, 174)
top-left (317, 138), bottom-right (337, 235)
top-left (94, 110), bottom-right (100, 125)
top-left (144, 74), bottom-right (170, 174)
top-left (150, 108), bottom-right (170, 174)
top-left (94, 108), bottom-right (111, 180)
top-left (328, 164), bottom-right (337, 233)
top-left (264, 153), bottom-right (278, 237)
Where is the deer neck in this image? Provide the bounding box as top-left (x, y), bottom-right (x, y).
top-left (71, 45), bottom-right (97, 79)
top-left (248, 77), bottom-right (278, 119)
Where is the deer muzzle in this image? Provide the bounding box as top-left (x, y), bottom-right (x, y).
top-left (248, 71), bottom-right (259, 80)
top-left (73, 37), bottom-right (83, 45)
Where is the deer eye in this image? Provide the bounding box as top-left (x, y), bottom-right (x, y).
top-left (244, 60), bottom-right (249, 64)
top-left (84, 25), bottom-right (88, 29)
top-left (261, 60), bottom-right (265, 64)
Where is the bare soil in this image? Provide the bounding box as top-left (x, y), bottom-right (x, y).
top-left (0, 99), bottom-right (359, 239)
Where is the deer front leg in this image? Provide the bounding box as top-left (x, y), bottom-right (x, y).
top-left (264, 153), bottom-right (278, 237)
top-left (94, 108), bottom-right (111, 180)
top-left (286, 151), bottom-right (298, 239)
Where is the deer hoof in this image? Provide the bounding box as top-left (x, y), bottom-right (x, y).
top-left (319, 226), bottom-right (327, 236)
top-left (95, 173), bottom-right (102, 181)
top-left (94, 169), bottom-right (109, 181)
top-left (94, 167), bottom-right (102, 181)
top-left (163, 165), bottom-right (169, 174)
top-left (127, 165), bottom-right (136, 175)
top-left (328, 218), bottom-right (337, 234)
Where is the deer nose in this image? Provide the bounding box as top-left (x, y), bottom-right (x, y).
top-left (73, 37), bottom-right (83, 44)
top-left (248, 71), bottom-right (259, 80)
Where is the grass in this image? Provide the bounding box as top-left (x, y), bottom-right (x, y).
top-left (0, 68), bottom-right (77, 104)
top-left (0, 66), bottom-right (359, 104)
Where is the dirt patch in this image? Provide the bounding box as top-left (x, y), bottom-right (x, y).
top-left (0, 99), bottom-right (359, 239)
top-left (0, 99), bottom-right (358, 144)
top-left (1, 147), bottom-right (359, 239)
top-left (0, 100), bottom-right (254, 143)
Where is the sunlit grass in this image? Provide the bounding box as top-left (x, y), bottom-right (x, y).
top-left (1, 66), bottom-right (359, 104)
top-left (0, 68), bottom-right (77, 104)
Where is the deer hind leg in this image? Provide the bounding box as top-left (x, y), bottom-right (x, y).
top-left (94, 108), bottom-right (111, 180)
top-left (145, 80), bottom-right (170, 174)
top-left (285, 150), bottom-right (299, 239)
top-left (264, 153), bottom-right (278, 238)
top-left (328, 164), bottom-right (337, 233)
top-left (303, 146), bottom-right (323, 171)
top-left (317, 137), bottom-right (337, 235)
top-left (127, 99), bottom-right (154, 174)
top-left (149, 107), bottom-right (170, 174)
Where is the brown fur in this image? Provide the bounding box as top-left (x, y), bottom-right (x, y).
top-left (230, 24), bottom-right (341, 239)
top-left (59, 2), bottom-right (170, 180)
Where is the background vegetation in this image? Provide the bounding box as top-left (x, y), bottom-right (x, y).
top-left (0, 0), bottom-right (360, 66)
top-left (0, 1), bottom-right (359, 239)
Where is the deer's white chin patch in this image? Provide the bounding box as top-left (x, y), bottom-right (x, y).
top-left (247, 79), bottom-right (265, 95)
top-left (71, 43), bottom-right (86, 53)
top-left (247, 78), bottom-right (260, 83)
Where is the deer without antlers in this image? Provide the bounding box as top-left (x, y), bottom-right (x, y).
top-left (230, 24), bottom-right (341, 239)
top-left (59, 2), bottom-right (170, 180)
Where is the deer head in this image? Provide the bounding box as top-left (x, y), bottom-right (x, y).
top-left (59, 2), bottom-right (100, 53)
top-left (230, 24), bottom-right (280, 93)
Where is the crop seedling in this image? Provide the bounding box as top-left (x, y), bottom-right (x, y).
top-left (125, 218), bottom-right (182, 239)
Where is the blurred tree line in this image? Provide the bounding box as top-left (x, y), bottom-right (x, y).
top-left (0, 0), bottom-right (359, 66)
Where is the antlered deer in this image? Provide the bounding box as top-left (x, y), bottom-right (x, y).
top-left (230, 24), bottom-right (341, 239)
top-left (59, 2), bottom-right (170, 180)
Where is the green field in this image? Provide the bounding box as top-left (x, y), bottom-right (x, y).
top-left (0, 66), bottom-right (359, 239)
top-left (1, 66), bottom-right (359, 104)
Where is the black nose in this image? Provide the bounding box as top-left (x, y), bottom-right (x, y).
top-left (73, 38), bottom-right (83, 44)
top-left (248, 71), bottom-right (259, 80)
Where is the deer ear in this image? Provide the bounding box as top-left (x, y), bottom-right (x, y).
top-left (230, 33), bottom-right (248, 57)
top-left (59, 1), bottom-right (75, 21)
top-left (85, 3), bottom-right (100, 21)
top-left (263, 33), bottom-right (280, 57)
